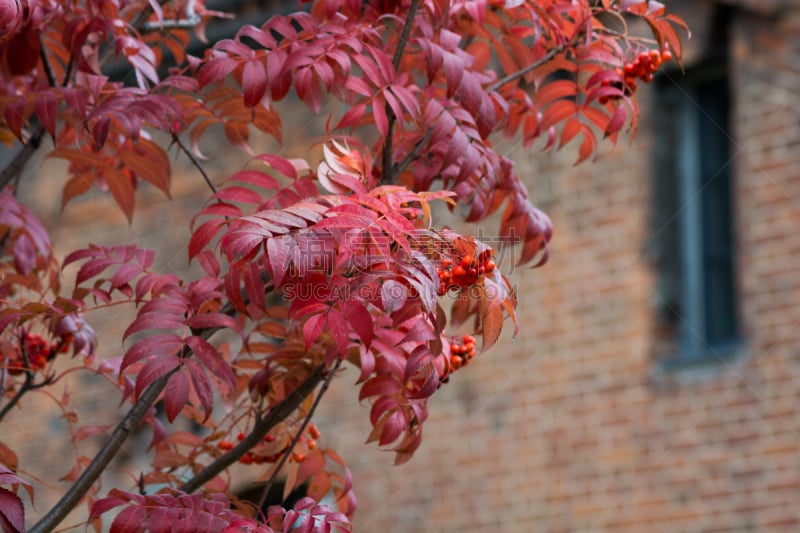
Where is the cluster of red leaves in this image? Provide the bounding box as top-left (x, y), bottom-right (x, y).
top-left (90, 490), bottom-right (350, 533)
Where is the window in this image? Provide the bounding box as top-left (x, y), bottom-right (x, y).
top-left (650, 62), bottom-right (740, 366)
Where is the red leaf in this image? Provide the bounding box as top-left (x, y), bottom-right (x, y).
top-left (379, 410), bottom-right (405, 446)
top-left (303, 313), bottom-right (326, 350)
top-left (0, 488), bottom-right (25, 533)
top-left (344, 301), bottom-right (373, 348)
top-left (163, 371), bottom-right (190, 422)
top-left (189, 220), bottom-right (225, 260)
top-left (110, 505), bottom-right (147, 533)
top-left (242, 59), bottom-right (267, 107)
top-left (104, 171), bottom-right (136, 222)
top-left (135, 356), bottom-right (180, 399)
top-left (198, 57), bottom-right (238, 87)
top-left (605, 105), bottom-right (627, 136)
top-left (185, 360), bottom-right (213, 420)
top-left (358, 376), bottom-right (400, 401)
top-left (186, 312), bottom-right (240, 333)
top-left (184, 336), bottom-right (236, 393)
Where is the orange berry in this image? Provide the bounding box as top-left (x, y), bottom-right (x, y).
top-left (662, 49), bottom-right (672, 62)
top-left (452, 265), bottom-right (466, 278)
top-left (292, 452), bottom-right (306, 463)
top-left (309, 424), bottom-right (321, 439)
top-left (484, 260), bottom-right (496, 272)
top-left (218, 440), bottom-right (234, 450)
top-left (460, 255), bottom-right (473, 268)
top-left (450, 355), bottom-right (463, 369)
top-left (308, 439), bottom-right (317, 450)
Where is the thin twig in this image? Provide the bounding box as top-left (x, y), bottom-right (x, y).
top-left (487, 43), bottom-right (568, 93)
top-left (256, 358), bottom-right (342, 510)
top-left (172, 133), bottom-right (217, 193)
top-left (380, 0), bottom-right (421, 184)
top-left (179, 364), bottom-right (329, 494)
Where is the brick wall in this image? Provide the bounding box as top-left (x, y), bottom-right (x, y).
top-left (314, 2), bottom-right (800, 531)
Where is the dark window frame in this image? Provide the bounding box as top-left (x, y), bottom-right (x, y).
top-left (651, 61), bottom-right (741, 370)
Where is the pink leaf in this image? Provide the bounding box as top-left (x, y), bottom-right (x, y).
top-left (0, 488), bottom-right (25, 533)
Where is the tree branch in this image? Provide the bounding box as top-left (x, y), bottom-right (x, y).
top-left (179, 364), bottom-right (329, 494)
top-left (256, 358), bottom-right (341, 510)
top-left (171, 133), bottom-right (217, 193)
top-left (380, 0), bottom-right (421, 184)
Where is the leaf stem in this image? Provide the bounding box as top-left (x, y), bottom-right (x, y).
top-left (179, 364), bottom-right (329, 494)
top-left (380, 0), bottom-right (421, 184)
top-left (256, 358), bottom-right (341, 510)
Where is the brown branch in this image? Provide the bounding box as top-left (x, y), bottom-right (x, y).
top-left (487, 43), bottom-right (569, 93)
top-left (171, 133), bottom-right (217, 194)
top-left (179, 364), bottom-right (329, 494)
top-left (256, 358), bottom-right (341, 510)
top-left (380, 0), bottom-right (421, 184)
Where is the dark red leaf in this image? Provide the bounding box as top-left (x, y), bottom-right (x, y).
top-left (163, 371), bottom-right (190, 422)
top-left (184, 336), bottom-right (236, 393)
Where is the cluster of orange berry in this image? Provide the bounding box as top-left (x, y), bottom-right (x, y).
top-left (436, 250), bottom-right (496, 295)
top-left (449, 335), bottom-right (477, 370)
top-left (4, 333), bottom-right (68, 376)
top-left (599, 47), bottom-right (672, 103)
top-left (439, 335), bottom-right (478, 387)
top-left (218, 423), bottom-right (321, 465)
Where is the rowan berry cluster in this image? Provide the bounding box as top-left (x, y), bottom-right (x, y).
top-left (3, 332), bottom-right (69, 376)
top-left (438, 334), bottom-right (478, 387)
top-left (599, 47), bottom-right (672, 103)
top-left (436, 250), bottom-right (496, 295)
top-left (217, 423), bottom-right (321, 465)
top-left (449, 335), bottom-right (477, 370)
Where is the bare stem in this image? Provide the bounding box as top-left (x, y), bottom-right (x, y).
top-left (179, 364), bottom-right (329, 494)
top-left (380, 0), bottom-right (421, 184)
top-left (256, 358), bottom-right (341, 510)
top-left (172, 133), bottom-right (217, 193)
